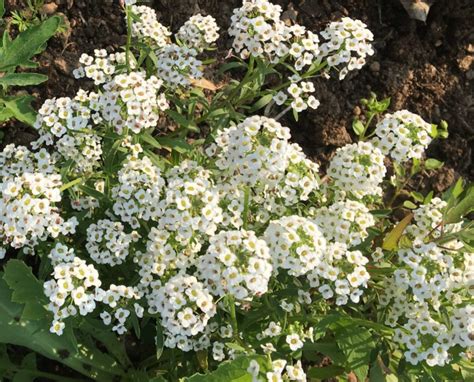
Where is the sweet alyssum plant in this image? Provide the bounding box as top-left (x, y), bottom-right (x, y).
top-left (0, 1), bottom-right (472, 381)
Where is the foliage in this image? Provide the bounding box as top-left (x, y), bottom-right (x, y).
top-left (0, 1), bottom-right (472, 381)
top-left (0, 5), bottom-right (60, 127)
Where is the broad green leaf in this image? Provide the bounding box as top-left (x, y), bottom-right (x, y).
top-left (382, 213), bottom-right (413, 250)
top-left (3, 260), bottom-right (48, 306)
top-left (336, 326), bottom-right (375, 382)
top-left (0, 105), bottom-right (14, 122)
top-left (0, 73), bottom-right (48, 87)
top-left (2, 95), bottom-right (37, 126)
top-left (0, 0), bottom-right (4, 18)
top-left (0, 277), bottom-right (123, 381)
top-left (403, 200), bottom-right (417, 210)
top-left (425, 158), bottom-right (444, 170)
top-left (185, 355), bottom-right (270, 382)
top-left (0, 16), bottom-right (61, 71)
top-left (307, 365), bottom-right (345, 379)
top-left (303, 342), bottom-right (346, 365)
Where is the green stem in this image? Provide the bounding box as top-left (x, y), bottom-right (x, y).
top-left (125, 5), bottom-right (133, 73)
top-left (360, 112), bottom-right (376, 141)
top-left (227, 295), bottom-right (243, 346)
top-left (242, 186), bottom-right (250, 229)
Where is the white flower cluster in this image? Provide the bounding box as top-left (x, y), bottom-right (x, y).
top-left (320, 17), bottom-right (374, 80)
top-left (248, 359), bottom-right (307, 382)
top-left (33, 92), bottom-right (103, 174)
top-left (274, 81), bottom-right (320, 114)
top-left (379, 241), bottom-right (473, 366)
top-left (0, 144), bottom-right (55, 176)
top-left (112, 155), bottom-right (166, 228)
top-left (130, 5), bottom-right (171, 48)
top-left (150, 274), bottom-right (216, 351)
top-left (155, 44), bottom-right (203, 87)
top-left (405, 197), bottom-right (462, 239)
top-left (307, 242), bottom-right (370, 305)
top-left (103, 71), bottom-right (169, 134)
top-left (86, 219), bottom-right (133, 266)
top-left (228, 0), bottom-right (289, 61)
top-left (264, 216), bottom-right (326, 276)
top-left (196, 230), bottom-right (272, 300)
top-left (327, 141), bottom-right (386, 199)
top-left (44, 256), bottom-right (101, 335)
top-left (0, 170), bottom-right (77, 251)
top-left (313, 200), bottom-right (375, 246)
top-left (209, 116), bottom-right (320, 214)
top-left (176, 14), bottom-right (219, 52)
top-left (372, 110), bottom-right (433, 163)
top-left (73, 50), bottom-right (131, 85)
top-left (100, 284), bottom-right (143, 335)
top-left (48, 243), bottom-right (75, 266)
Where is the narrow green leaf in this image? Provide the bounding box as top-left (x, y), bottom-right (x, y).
top-left (0, 73), bottom-right (48, 87)
top-left (157, 136), bottom-right (193, 154)
top-left (0, 0), bottom-right (5, 18)
top-left (166, 109), bottom-right (199, 132)
top-left (249, 93), bottom-right (273, 113)
top-left (352, 120), bottom-right (365, 136)
top-left (155, 320), bottom-right (164, 361)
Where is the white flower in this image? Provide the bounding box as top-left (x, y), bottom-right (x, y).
top-left (286, 333), bottom-right (304, 351)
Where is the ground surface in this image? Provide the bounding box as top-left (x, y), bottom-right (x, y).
top-left (3, 0), bottom-right (474, 187)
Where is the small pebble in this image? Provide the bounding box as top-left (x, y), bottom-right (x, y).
top-left (369, 61), bottom-right (380, 73)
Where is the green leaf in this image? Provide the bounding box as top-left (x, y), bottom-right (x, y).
top-left (140, 132), bottom-right (162, 150)
top-left (382, 213), bottom-right (413, 251)
top-left (0, 277), bottom-right (123, 381)
top-left (155, 320), bottom-right (164, 361)
top-left (185, 355), bottom-right (270, 382)
top-left (0, 105), bottom-right (14, 122)
top-left (403, 200), bottom-right (418, 210)
top-left (425, 158), bottom-right (444, 170)
top-left (336, 326), bottom-right (375, 382)
top-left (0, 0), bottom-right (5, 18)
top-left (410, 191), bottom-right (424, 203)
top-left (444, 185), bottom-right (474, 224)
top-left (307, 365), bottom-right (345, 379)
top-left (3, 260), bottom-right (47, 306)
top-left (249, 93), bottom-right (273, 113)
top-left (0, 73), bottom-right (48, 87)
top-left (2, 95), bottom-right (37, 126)
top-left (157, 136), bottom-right (193, 154)
top-left (303, 342), bottom-right (346, 365)
top-left (166, 109), bottom-right (199, 132)
top-left (352, 120), bottom-right (365, 136)
top-left (0, 16), bottom-right (61, 71)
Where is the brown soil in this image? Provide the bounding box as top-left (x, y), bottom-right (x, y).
top-left (2, 0), bottom-right (474, 185)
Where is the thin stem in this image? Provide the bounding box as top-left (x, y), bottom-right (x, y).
top-left (242, 186), bottom-right (250, 229)
top-left (274, 105), bottom-right (292, 121)
top-left (125, 5), bottom-right (133, 73)
top-left (360, 112), bottom-right (376, 141)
